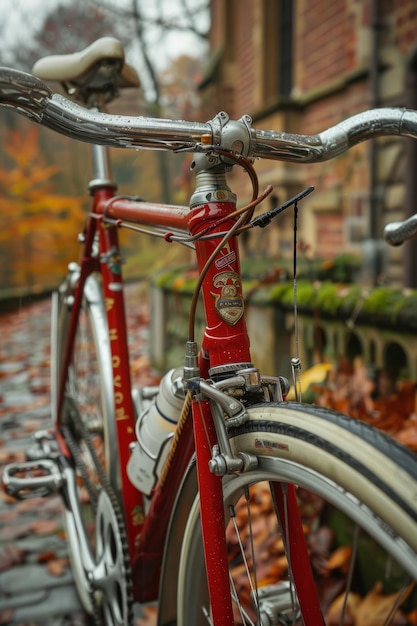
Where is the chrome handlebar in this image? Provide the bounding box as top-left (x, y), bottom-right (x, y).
top-left (1, 67), bottom-right (417, 163)
top-left (384, 215), bottom-right (417, 246)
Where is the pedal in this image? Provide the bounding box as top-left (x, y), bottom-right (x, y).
top-left (2, 458), bottom-right (64, 500)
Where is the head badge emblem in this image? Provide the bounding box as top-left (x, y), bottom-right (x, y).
top-left (211, 271), bottom-right (244, 325)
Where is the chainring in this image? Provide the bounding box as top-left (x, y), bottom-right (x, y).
top-left (62, 397), bottom-right (133, 625)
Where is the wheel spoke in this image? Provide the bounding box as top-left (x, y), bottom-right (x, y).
top-left (339, 523), bottom-right (359, 626)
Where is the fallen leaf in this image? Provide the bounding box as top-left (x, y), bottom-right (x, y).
top-left (325, 590), bottom-right (361, 625)
top-left (37, 549), bottom-right (57, 563)
top-left (325, 545), bottom-right (352, 574)
top-left (31, 518), bottom-right (60, 535)
top-left (355, 581), bottom-right (413, 626)
top-left (47, 557), bottom-right (69, 577)
top-left (0, 448), bottom-right (26, 464)
top-left (0, 543), bottom-right (27, 571)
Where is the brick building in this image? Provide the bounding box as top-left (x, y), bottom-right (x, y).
top-left (199, 0), bottom-right (417, 286)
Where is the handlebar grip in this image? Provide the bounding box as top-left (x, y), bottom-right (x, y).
top-left (0, 67), bottom-right (52, 122)
top-left (384, 215), bottom-right (417, 246)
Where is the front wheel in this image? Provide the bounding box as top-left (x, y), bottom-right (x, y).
top-left (175, 402), bottom-right (417, 625)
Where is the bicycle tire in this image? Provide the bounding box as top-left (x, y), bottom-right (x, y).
top-left (161, 401), bottom-right (417, 625)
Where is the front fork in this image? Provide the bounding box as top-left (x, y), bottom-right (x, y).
top-left (190, 376), bottom-right (324, 625)
top-left (192, 397), bottom-right (235, 625)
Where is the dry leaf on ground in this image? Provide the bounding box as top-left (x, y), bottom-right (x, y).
top-left (0, 543), bottom-right (26, 571)
top-left (47, 557), bottom-right (69, 577)
top-left (355, 581), bottom-right (413, 626)
top-left (30, 518), bottom-right (60, 535)
top-left (325, 590), bottom-right (361, 625)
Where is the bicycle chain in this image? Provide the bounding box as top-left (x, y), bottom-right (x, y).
top-left (62, 402), bottom-right (134, 626)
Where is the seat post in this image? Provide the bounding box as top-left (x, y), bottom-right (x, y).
top-left (89, 142), bottom-right (116, 192)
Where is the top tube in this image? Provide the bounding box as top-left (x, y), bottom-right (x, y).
top-left (1, 67), bottom-right (417, 163)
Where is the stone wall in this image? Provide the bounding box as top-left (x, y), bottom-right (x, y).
top-left (150, 277), bottom-right (417, 385)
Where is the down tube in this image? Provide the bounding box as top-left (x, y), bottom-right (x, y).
top-left (193, 398), bottom-right (235, 625)
top-left (98, 220), bottom-right (146, 558)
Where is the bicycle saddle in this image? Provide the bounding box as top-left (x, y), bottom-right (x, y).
top-left (32, 37), bottom-right (139, 105)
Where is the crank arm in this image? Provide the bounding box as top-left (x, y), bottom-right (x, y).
top-left (60, 462), bottom-right (97, 573)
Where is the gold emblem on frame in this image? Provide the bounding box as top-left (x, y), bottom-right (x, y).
top-left (211, 271), bottom-right (244, 325)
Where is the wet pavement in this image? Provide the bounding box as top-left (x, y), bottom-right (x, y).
top-left (0, 296), bottom-right (88, 626)
top-left (0, 289), bottom-right (158, 626)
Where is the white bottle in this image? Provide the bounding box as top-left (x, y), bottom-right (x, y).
top-left (127, 368), bottom-right (185, 495)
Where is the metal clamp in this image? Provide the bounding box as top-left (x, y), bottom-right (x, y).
top-left (188, 378), bottom-right (258, 476)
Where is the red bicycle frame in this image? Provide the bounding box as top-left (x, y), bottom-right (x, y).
top-left (57, 163), bottom-right (323, 622)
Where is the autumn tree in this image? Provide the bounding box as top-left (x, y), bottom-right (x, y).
top-left (0, 125), bottom-right (85, 292)
top-left (0, 0), bottom-right (209, 293)
top-left (0, 2), bottom-right (128, 70)
top-left (0, 0), bottom-right (209, 91)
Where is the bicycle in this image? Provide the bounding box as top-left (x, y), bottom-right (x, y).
top-left (1, 36), bottom-right (417, 626)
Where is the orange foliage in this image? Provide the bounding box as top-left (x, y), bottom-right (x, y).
top-left (312, 357), bottom-right (417, 451)
top-left (0, 125), bottom-right (85, 292)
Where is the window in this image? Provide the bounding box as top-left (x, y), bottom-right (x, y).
top-left (263, 0), bottom-right (293, 102)
top-left (278, 0), bottom-right (293, 96)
